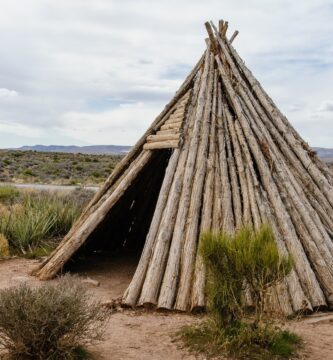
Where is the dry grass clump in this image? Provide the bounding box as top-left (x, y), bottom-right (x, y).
top-left (0, 234), bottom-right (10, 258)
top-left (180, 224), bottom-right (299, 359)
top-left (0, 276), bottom-right (110, 359)
top-left (0, 189), bottom-right (93, 256)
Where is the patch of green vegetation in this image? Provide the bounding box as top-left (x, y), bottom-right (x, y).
top-left (180, 322), bottom-right (300, 359)
top-left (0, 188), bottom-right (93, 256)
top-left (179, 225), bottom-right (299, 359)
top-left (92, 171), bottom-right (102, 178)
top-left (22, 168), bottom-right (36, 177)
top-left (0, 186), bottom-right (19, 203)
top-left (0, 150), bottom-right (123, 185)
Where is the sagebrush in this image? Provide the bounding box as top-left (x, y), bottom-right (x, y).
top-left (0, 276), bottom-right (109, 359)
top-left (180, 224), bottom-right (298, 359)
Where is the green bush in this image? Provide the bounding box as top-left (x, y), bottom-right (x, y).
top-left (0, 276), bottom-right (109, 359)
top-left (200, 224), bottom-right (293, 326)
top-left (0, 191), bottom-right (87, 255)
top-left (180, 224), bottom-right (297, 359)
top-left (23, 168), bottom-right (36, 177)
top-left (91, 171), bottom-right (102, 178)
top-left (0, 186), bottom-right (19, 203)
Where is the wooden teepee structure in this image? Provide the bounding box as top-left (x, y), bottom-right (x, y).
top-left (33, 20), bottom-right (333, 315)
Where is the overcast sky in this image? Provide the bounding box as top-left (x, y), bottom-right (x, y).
top-left (0, 0), bottom-right (332, 148)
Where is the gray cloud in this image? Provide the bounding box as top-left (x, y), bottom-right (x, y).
top-left (318, 101), bottom-right (333, 112)
top-left (0, 0), bottom-right (332, 147)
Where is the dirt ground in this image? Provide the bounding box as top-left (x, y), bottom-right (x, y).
top-left (0, 257), bottom-right (333, 360)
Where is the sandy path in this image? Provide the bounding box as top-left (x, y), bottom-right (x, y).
top-left (0, 258), bottom-right (333, 359)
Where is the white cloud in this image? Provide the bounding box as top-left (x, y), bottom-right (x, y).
top-left (0, 0), bottom-right (332, 147)
top-left (59, 102), bottom-right (161, 145)
top-left (0, 88), bottom-right (18, 98)
top-left (0, 121), bottom-right (42, 138)
top-left (318, 101), bottom-right (333, 112)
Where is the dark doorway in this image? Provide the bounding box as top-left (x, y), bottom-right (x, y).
top-left (65, 149), bottom-right (172, 282)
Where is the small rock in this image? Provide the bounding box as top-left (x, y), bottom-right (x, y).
top-left (81, 277), bottom-right (100, 287)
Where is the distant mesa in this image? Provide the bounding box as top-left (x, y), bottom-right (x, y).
top-left (9, 145), bottom-right (131, 155)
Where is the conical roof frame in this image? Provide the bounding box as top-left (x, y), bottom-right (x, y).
top-left (33, 20), bottom-right (333, 315)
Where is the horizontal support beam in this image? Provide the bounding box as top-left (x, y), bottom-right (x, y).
top-left (160, 122), bottom-right (182, 130)
top-left (146, 134), bottom-right (180, 143)
top-left (156, 129), bottom-right (178, 136)
top-left (143, 140), bottom-right (179, 150)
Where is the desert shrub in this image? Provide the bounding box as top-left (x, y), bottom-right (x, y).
top-left (180, 224), bottom-right (297, 359)
top-left (0, 276), bottom-right (109, 359)
top-left (0, 190), bottom-right (92, 255)
top-left (91, 171), bottom-right (102, 178)
top-left (23, 168), bottom-right (36, 177)
top-left (200, 224), bottom-right (293, 326)
top-left (0, 186), bottom-right (19, 203)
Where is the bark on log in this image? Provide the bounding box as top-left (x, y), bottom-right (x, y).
top-left (123, 72), bottom-right (203, 307)
top-left (216, 55), bottom-right (326, 308)
top-left (174, 53), bottom-right (214, 311)
top-left (143, 140), bottom-right (179, 150)
top-left (146, 134), bottom-right (180, 143)
top-left (138, 57), bottom-right (209, 307)
top-left (216, 86), bottom-right (234, 232)
top-left (155, 47), bottom-right (213, 309)
top-left (234, 117), bottom-right (312, 313)
top-left (191, 70), bottom-right (218, 312)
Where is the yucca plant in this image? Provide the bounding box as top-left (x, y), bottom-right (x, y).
top-left (0, 191), bottom-right (84, 255)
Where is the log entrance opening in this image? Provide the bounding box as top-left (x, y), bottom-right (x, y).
top-left (65, 150), bottom-right (172, 281)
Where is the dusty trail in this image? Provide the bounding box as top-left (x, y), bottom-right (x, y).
top-left (0, 258), bottom-right (332, 359)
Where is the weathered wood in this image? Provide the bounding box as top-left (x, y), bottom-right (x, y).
top-left (32, 52), bottom-right (205, 278)
top-left (164, 116), bottom-right (184, 125)
top-left (174, 52), bottom-right (215, 311)
top-left (223, 102), bottom-right (242, 229)
top-left (160, 122), bottom-right (182, 131)
top-left (229, 30), bottom-right (239, 44)
top-left (218, 33), bottom-right (333, 205)
top-left (204, 22), bottom-right (218, 53)
top-left (218, 20), bottom-right (224, 36)
top-left (216, 86), bottom-right (234, 232)
top-left (34, 21), bottom-right (333, 316)
top-left (156, 129), bottom-right (178, 136)
top-left (146, 134), bottom-right (180, 143)
top-left (234, 117), bottom-right (312, 313)
top-left (138, 60), bottom-right (208, 307)
top-left (143, 140), bottom-right (179, 150)
top-left (216, 55), bottom-right (326, 308)
top-left (155, 47), bottom-right (212, 310)
top-left (123, 73), bottom-right (202, 307)
top-left (35, 150), bottom-right (155, 280)
top-left (225, 104), bottom-right (251, 225)
top-left (191, 70), bottom-right (218, 312)
top-left (122, 148), bottom-right (181, 307)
